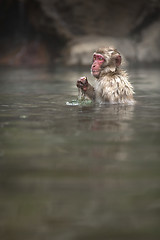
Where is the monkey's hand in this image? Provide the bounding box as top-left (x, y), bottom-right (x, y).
top-left (76, 76), bottom-right (88, 91)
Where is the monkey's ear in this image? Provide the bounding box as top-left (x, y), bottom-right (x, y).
top-left (115, 55), bottom-right (121, 67)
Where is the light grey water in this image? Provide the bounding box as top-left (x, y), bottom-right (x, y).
top-left (0, 66), bottom-right (160, 240)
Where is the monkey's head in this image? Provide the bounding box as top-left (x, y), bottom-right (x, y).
top-left (91, 47), bottom-right (122, 79)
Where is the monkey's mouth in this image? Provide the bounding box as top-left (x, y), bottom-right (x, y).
top-left (92, 70), bottom-right (100, 77)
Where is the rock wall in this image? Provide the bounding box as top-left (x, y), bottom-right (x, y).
top-left (65, 19), bottom-right (160, 66)
top-left (27, 0), bottom-right (160, 66)
top-left (0, 0), bottom-right (160, 66)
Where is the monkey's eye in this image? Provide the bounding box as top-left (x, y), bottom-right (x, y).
top-left (98, 57), bottom-right (104, 61)
top-left (93, 54), bottom-right (105, 62)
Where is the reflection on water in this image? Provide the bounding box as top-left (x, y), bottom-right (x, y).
top-left (0, 66), bottom-right (160, 240)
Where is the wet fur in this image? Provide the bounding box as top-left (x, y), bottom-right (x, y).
top-left (94, 69), bottom-right (135, 104)
top-left (91, 47), bottom-right (135, 104)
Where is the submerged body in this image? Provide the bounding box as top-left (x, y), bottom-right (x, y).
top-left (77, 47), bottom-right (135, 105)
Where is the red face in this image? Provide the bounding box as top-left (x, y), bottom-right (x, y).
top-left (91, 53), bottom-right (105, 78)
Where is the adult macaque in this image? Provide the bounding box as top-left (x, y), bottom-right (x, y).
top-left (77, 47), bottom-right (135, 104)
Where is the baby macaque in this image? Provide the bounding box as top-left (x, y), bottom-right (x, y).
top-left (77, 47), bottom-right (135, 104)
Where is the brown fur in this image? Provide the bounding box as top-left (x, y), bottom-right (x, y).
top-left (94, 69), bottom-right (135, 104)
top-left (78, 47), bottom-right (135, 105)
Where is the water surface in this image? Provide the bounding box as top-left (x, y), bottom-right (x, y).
top-left (0, 66), bottom-right (160, 240)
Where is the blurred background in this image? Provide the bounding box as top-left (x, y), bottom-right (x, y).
top-left (0, 1), bottom-right (160, 240)
top-left (0, 0), bottom-right (160, 66)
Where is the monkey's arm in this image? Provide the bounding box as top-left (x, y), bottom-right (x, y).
top-left (77, 77), bottom-right (96, 101)
top-left (82, 83), bottom-right (96, 100)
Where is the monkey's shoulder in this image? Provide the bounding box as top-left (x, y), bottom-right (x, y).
top-left (95, 71), bottom-right (134, 103)
top-left (103, 71), bottom-right (133, 90)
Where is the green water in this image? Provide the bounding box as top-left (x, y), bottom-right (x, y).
top-left (0, 66), bottom-right (160, 240)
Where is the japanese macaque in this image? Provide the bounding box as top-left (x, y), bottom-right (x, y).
top-left (77, 47), bottom-right (135, 104)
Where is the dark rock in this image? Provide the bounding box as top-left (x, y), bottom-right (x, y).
top-left (0, 0), bottom-right (160, 66)
top-left (0, 41), bottom-right (49, 67)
